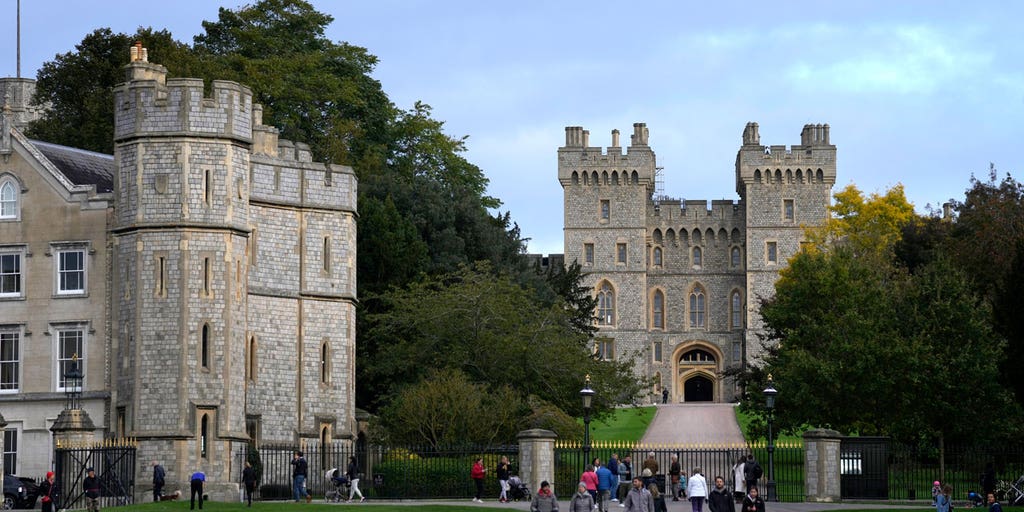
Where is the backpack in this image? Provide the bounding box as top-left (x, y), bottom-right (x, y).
top-left (745, 461), bottom-right (762, 480)
top-left (751, 462), bottom-right (763, 479)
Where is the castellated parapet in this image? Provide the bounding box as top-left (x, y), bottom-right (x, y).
top-left (735, 122), bottom-right (836, 198)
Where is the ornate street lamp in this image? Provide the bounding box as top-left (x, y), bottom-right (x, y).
top-left (763, 375), bottom-right (778, 501)
top-left (580, 375), bottom-right (595, 467)
top-left (64, 354), bottom-right (84, 410)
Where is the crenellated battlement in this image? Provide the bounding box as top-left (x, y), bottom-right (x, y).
top-left (735, 121), bottom-right (837, 197)
top-left (558, 123), bottom-right (656, 189)
top-left (114, 44), bottom-right (253, 143)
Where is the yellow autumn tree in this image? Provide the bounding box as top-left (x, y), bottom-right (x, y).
top-left (805, 183), bottom-right (916, 258)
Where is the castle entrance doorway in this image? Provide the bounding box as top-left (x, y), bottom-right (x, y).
top-left (684, 375), bottom-right (714, 402)
top-left (675, 346), bottom-right (719, 402)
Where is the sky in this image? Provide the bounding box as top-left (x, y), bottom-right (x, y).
top-left (4, 1), bottom-right (1024, 255)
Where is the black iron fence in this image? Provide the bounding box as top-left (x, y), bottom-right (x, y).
top-left (888, 442), bottom-right (1024, 501)
top-left (53, 438), bottom-right (137, 510)
top-left (235, 442), bottom-right (519, 500)
top-left (554, 440), bottom-right (805, 502)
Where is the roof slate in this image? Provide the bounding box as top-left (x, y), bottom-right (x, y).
top-left (29, 139), bottom-right (114, 193)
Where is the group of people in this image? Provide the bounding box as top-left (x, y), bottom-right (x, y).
top-left (933, 479), bottom-right (1004, 512)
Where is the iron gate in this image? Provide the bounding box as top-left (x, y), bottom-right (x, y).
top-left (840, 437), bottom-right (888, 499)
top-left (54, 438), bottom-right (137, 509)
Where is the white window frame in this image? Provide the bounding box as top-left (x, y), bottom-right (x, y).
top-left (3, 426), bottom-right (19, 475)
top-left (0, 326), bottom-right (22, 393)
top-left (0, 178), bottom-right (19, 220)
top-left (53, 243), bottom-right (88, 296)
top-left (53, 324), bottom-right (86, 392)
top-left (0, 247), bottom-right (26, 299)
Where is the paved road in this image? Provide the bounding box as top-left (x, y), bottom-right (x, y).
top-left (640, 403), bottom-right (746, 445)
top-left (359, 498), bottom-right (922, 511)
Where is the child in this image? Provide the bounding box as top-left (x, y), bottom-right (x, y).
top-left (932, 481), bottom-right (941, 505)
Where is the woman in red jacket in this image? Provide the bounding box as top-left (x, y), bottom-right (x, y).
top-left (471, 458), bottom-right (487, 503)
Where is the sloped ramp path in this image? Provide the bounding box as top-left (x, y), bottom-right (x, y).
top-left (640, 403), bottom-right (746, 445)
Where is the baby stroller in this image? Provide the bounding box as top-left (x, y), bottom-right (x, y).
top-left (508, 475), bottom-right (531, 502)
top-left (324, 468), bottom-right (350, 503)
top-left (1005, 474), bottom-right (1024, 505)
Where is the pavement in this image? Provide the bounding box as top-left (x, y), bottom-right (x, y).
top-left (640, 403), bottom-right (747, 446)
top-left (352, 498), bottom-right (926, 511)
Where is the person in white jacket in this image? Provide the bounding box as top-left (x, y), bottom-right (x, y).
top-left (686, 467), bottom-right (708, 512)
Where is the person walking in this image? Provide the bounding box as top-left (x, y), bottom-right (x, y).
top-left (642, 452), bottom-right (659, 477)
top-left (741, 487), bottom-right (765, 512)
top-left (571, 482), bottom-right (596, 512)
top-left (608, 454), bottom-right (621, 503)
top-left (497, 455), bottom-right (512, 503)
top-left (669, 455), bottom-right (682, 502)
top-left (471, 457), bottom-right (487, 503)
top-left (532, 480), bottom-right (559, 512)
top-left (38, 471), bottom-right (56, 512)
top-left (618, 455), bottom-right (633, 502)
top-left (621, 477), bottom-right (654, 512)
top-left (347, 455), bottom-right (365, 502)
top-left (153, 460), bottom-right (166, 502)
top-left (242, 461), bottom-right (257, 507)
top-left (743, 455), bottom-right (762, 494)
top-left (708, 476), bottom-right (735, 512)
top-left (597, 460), bottom-right (615, 512)
top-left (190, 469), bottom-right (206, 510)
top-left (731, 457), bottom-right (746, 503)
top-left (291, 450), bottom-right (309, 503)
top-left (84, 467), bottom-right (101, 512)
top-left (581, 464), bottom-right (599, 503)
top-left (686, 467), bottom-right (708, 512)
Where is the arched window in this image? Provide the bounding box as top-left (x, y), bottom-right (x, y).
top-left (0, 180), bottom-right (18, 219)
top-left (597, 282), bottom-right (615, 326)
top-left (653, 247), bottom-right (663, 267)
top-left (200, 413), bottom-right (209, 459)
top-left (689, 285), bottom-right (706, 328)
top-left (731, 247), bottom-right (741, 268)
top-left (652, 229), bottom-right (663, 244)
top-left (201, 324), bottom-right (210, 368)
top-left (652, 290), bottom-right (665, 329)
top-left (631, 171), bottom-right (639, 184)
top-left (692, 247), bottom-right (702, 268)
top-left (731, 291), bottom-right (743, 329)
top-left (572, 172), bottom-right (579, 185)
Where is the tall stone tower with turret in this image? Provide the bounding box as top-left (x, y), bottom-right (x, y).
top-left (110, 45), bottom-right (357, 500)
top-left (560, 122), bottom-right (834, 403)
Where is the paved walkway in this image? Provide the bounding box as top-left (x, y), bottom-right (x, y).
top-left (357, 498), bottom-right (922, 511)
top-left (640, 403), bottom-right (746, 445)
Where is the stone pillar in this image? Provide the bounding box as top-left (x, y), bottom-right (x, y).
top-left (517, 429), bottom-right (557, 495)
top-left (804, 429), bottom-right (842, 502)
top-left (51, 409), bottom-right (97, 446)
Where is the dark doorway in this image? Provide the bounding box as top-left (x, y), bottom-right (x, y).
top-left (684, 375), bottom-right (714, 402)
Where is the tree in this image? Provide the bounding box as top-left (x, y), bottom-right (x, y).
top-left (379, 369), bottom-right (525, 447)
top-left (750, 247), bottom-right (1018, 443)
top-left (360, 263), bottom-right (646, 424)
top-left (806, 184), bottom-right (916, 259)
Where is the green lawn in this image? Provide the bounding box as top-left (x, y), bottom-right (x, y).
top-left (588, 405), bottom-right (655, 442)
top-left (734, 407), bottom-right (805, 443)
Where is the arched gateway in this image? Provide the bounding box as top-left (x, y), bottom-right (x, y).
top-left (675, 345), bottom-right (720, 402)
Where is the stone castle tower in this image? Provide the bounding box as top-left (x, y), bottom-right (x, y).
top-left (110, 46), bottom-right (357, 498)
top-left (559, 122), bottom-right (834, 402)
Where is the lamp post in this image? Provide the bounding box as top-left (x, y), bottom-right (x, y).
top-left (580, 375), bottom-right (595, 467)
top-left (64, 354), bottom-right (83, 410)
top-left (763, 375), bottom-right (778, 502)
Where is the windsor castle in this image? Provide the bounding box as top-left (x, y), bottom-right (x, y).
top-left (558, 122), bottom-right (835, 403)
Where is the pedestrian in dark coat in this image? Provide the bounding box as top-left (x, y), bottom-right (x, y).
top-left (242, 461), bottom-right (257, 507)
top-left (708, 477), bottom-right (735, 512)
top-left (152, 460), bottom-right (166, 502)
top-left (84, 467), bottom-right (101, 512)
top-left (39, 471), bottom-right (56, 512)
top-left (741, 487), bottom-right (765, 512)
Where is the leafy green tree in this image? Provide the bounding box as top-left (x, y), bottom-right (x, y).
top-left (379, 369), bottom-right (525, 447)
top-left (361, 263), bottom-right (646, 423)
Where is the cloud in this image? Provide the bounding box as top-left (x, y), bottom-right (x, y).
top-left (784, 25), bottom-right (992, 95)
